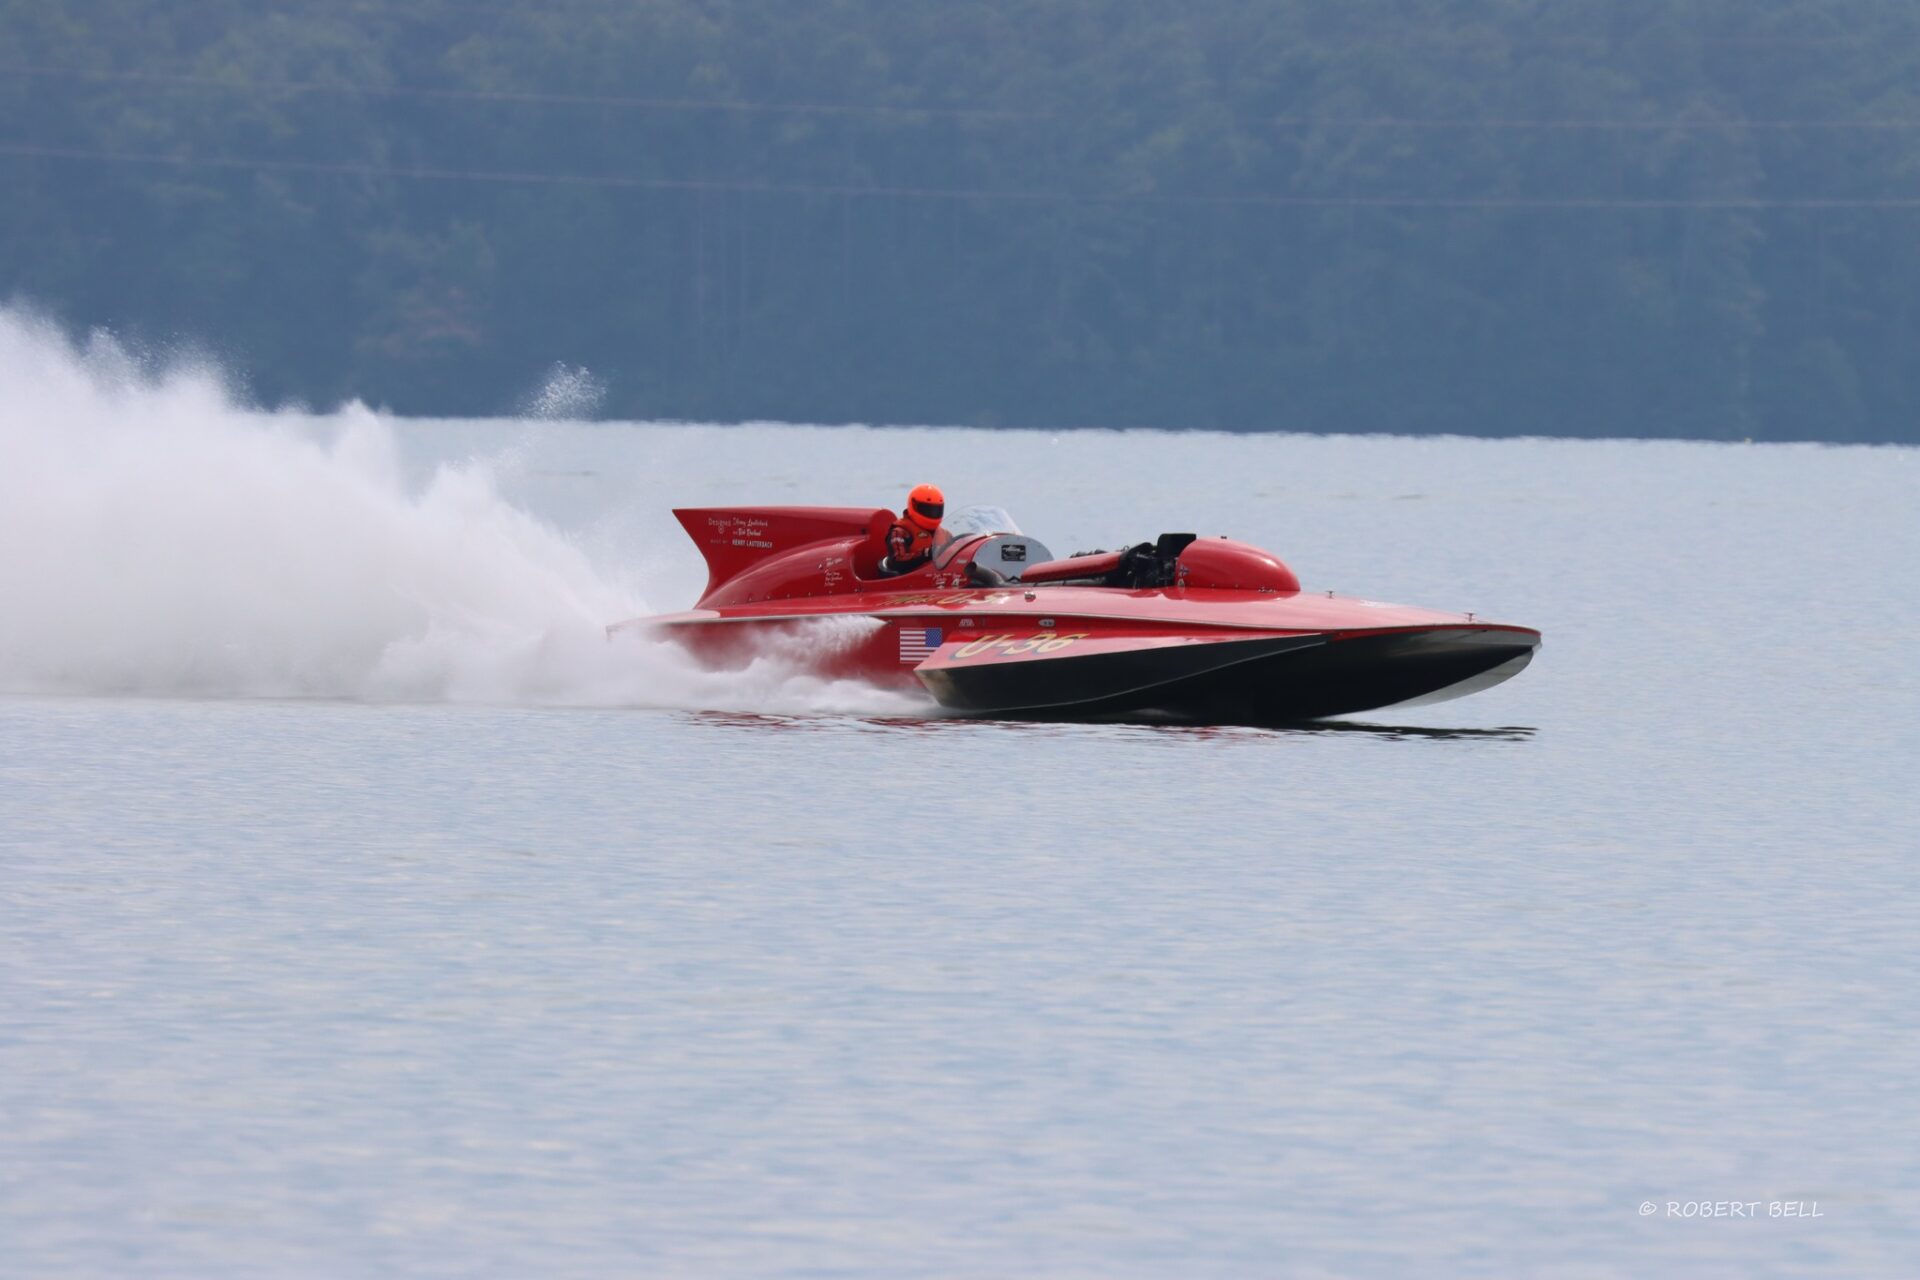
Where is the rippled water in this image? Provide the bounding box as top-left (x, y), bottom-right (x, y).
top-left (3, 327), bottom-right (1917, 1277)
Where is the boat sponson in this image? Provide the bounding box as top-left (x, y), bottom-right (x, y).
top-left (916, 633), bottom-right (1326, 714)
top-left (918, 627), bottom-right (1538, 721)
top-left (1149, 627), bottom-right (1540, 722)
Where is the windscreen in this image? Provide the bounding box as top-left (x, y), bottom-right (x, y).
top-left (935, 505), bottom-right (1021, 547)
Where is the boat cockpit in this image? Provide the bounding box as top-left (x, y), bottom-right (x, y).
top-left (929, 506), bottom-right (1054, 585)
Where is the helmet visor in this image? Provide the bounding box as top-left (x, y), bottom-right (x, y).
top-left (909, 497), bottom-right (944, 526)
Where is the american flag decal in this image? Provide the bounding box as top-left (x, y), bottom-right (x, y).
top-left (898, 626), bottom-right (943, 663)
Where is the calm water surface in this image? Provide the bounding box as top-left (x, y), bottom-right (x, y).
top-left (3, 420), bottom-right (1917, 1278)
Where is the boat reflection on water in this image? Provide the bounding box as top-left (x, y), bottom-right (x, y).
top-left (682, 709), bottom-right (1536, 743)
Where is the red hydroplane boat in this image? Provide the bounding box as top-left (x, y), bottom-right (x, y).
top-left (610, 505), bottom-right (1540, 722)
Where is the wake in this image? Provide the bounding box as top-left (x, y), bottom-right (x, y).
top-left (0, 308), bottom-right (920, 715)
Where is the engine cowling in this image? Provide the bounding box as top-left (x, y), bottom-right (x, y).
top-left (1175, 537), bottom-right (1301, 593)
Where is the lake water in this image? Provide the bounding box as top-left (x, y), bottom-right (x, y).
top-left (2, 314), bottom-right (1918, 1277)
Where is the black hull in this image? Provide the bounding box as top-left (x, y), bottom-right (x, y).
top-left (919, 628), bottom-right (1539, 723)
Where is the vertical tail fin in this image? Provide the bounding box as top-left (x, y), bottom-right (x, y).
top-left (674, 506), bottom-right (892, 601)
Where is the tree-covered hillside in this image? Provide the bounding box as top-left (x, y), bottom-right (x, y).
top-left (4, 1), bottom-right (1919, 440)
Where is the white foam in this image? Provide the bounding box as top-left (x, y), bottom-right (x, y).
top-left (521, 362), bottom-right (607, 420)
top-left (0, 308), bottom-right (926, 715)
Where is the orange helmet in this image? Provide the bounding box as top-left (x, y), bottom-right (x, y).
top-left (904, 483), bottom-right (945, 532)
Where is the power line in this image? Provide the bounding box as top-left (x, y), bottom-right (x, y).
top-left (6, 139), bottom-right (1919, 209)
top-left (1267, 115), bottom-right (1920, 131)
top-left (11, 63), bottom-right (1920, 133)
top-left (1330, 35), bottom-right (1894, 50)
top-left (0, 64), bottom-right (1041, 120)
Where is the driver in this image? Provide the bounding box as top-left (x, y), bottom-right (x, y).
top-left (878, 483), bottom-right (944, 576)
